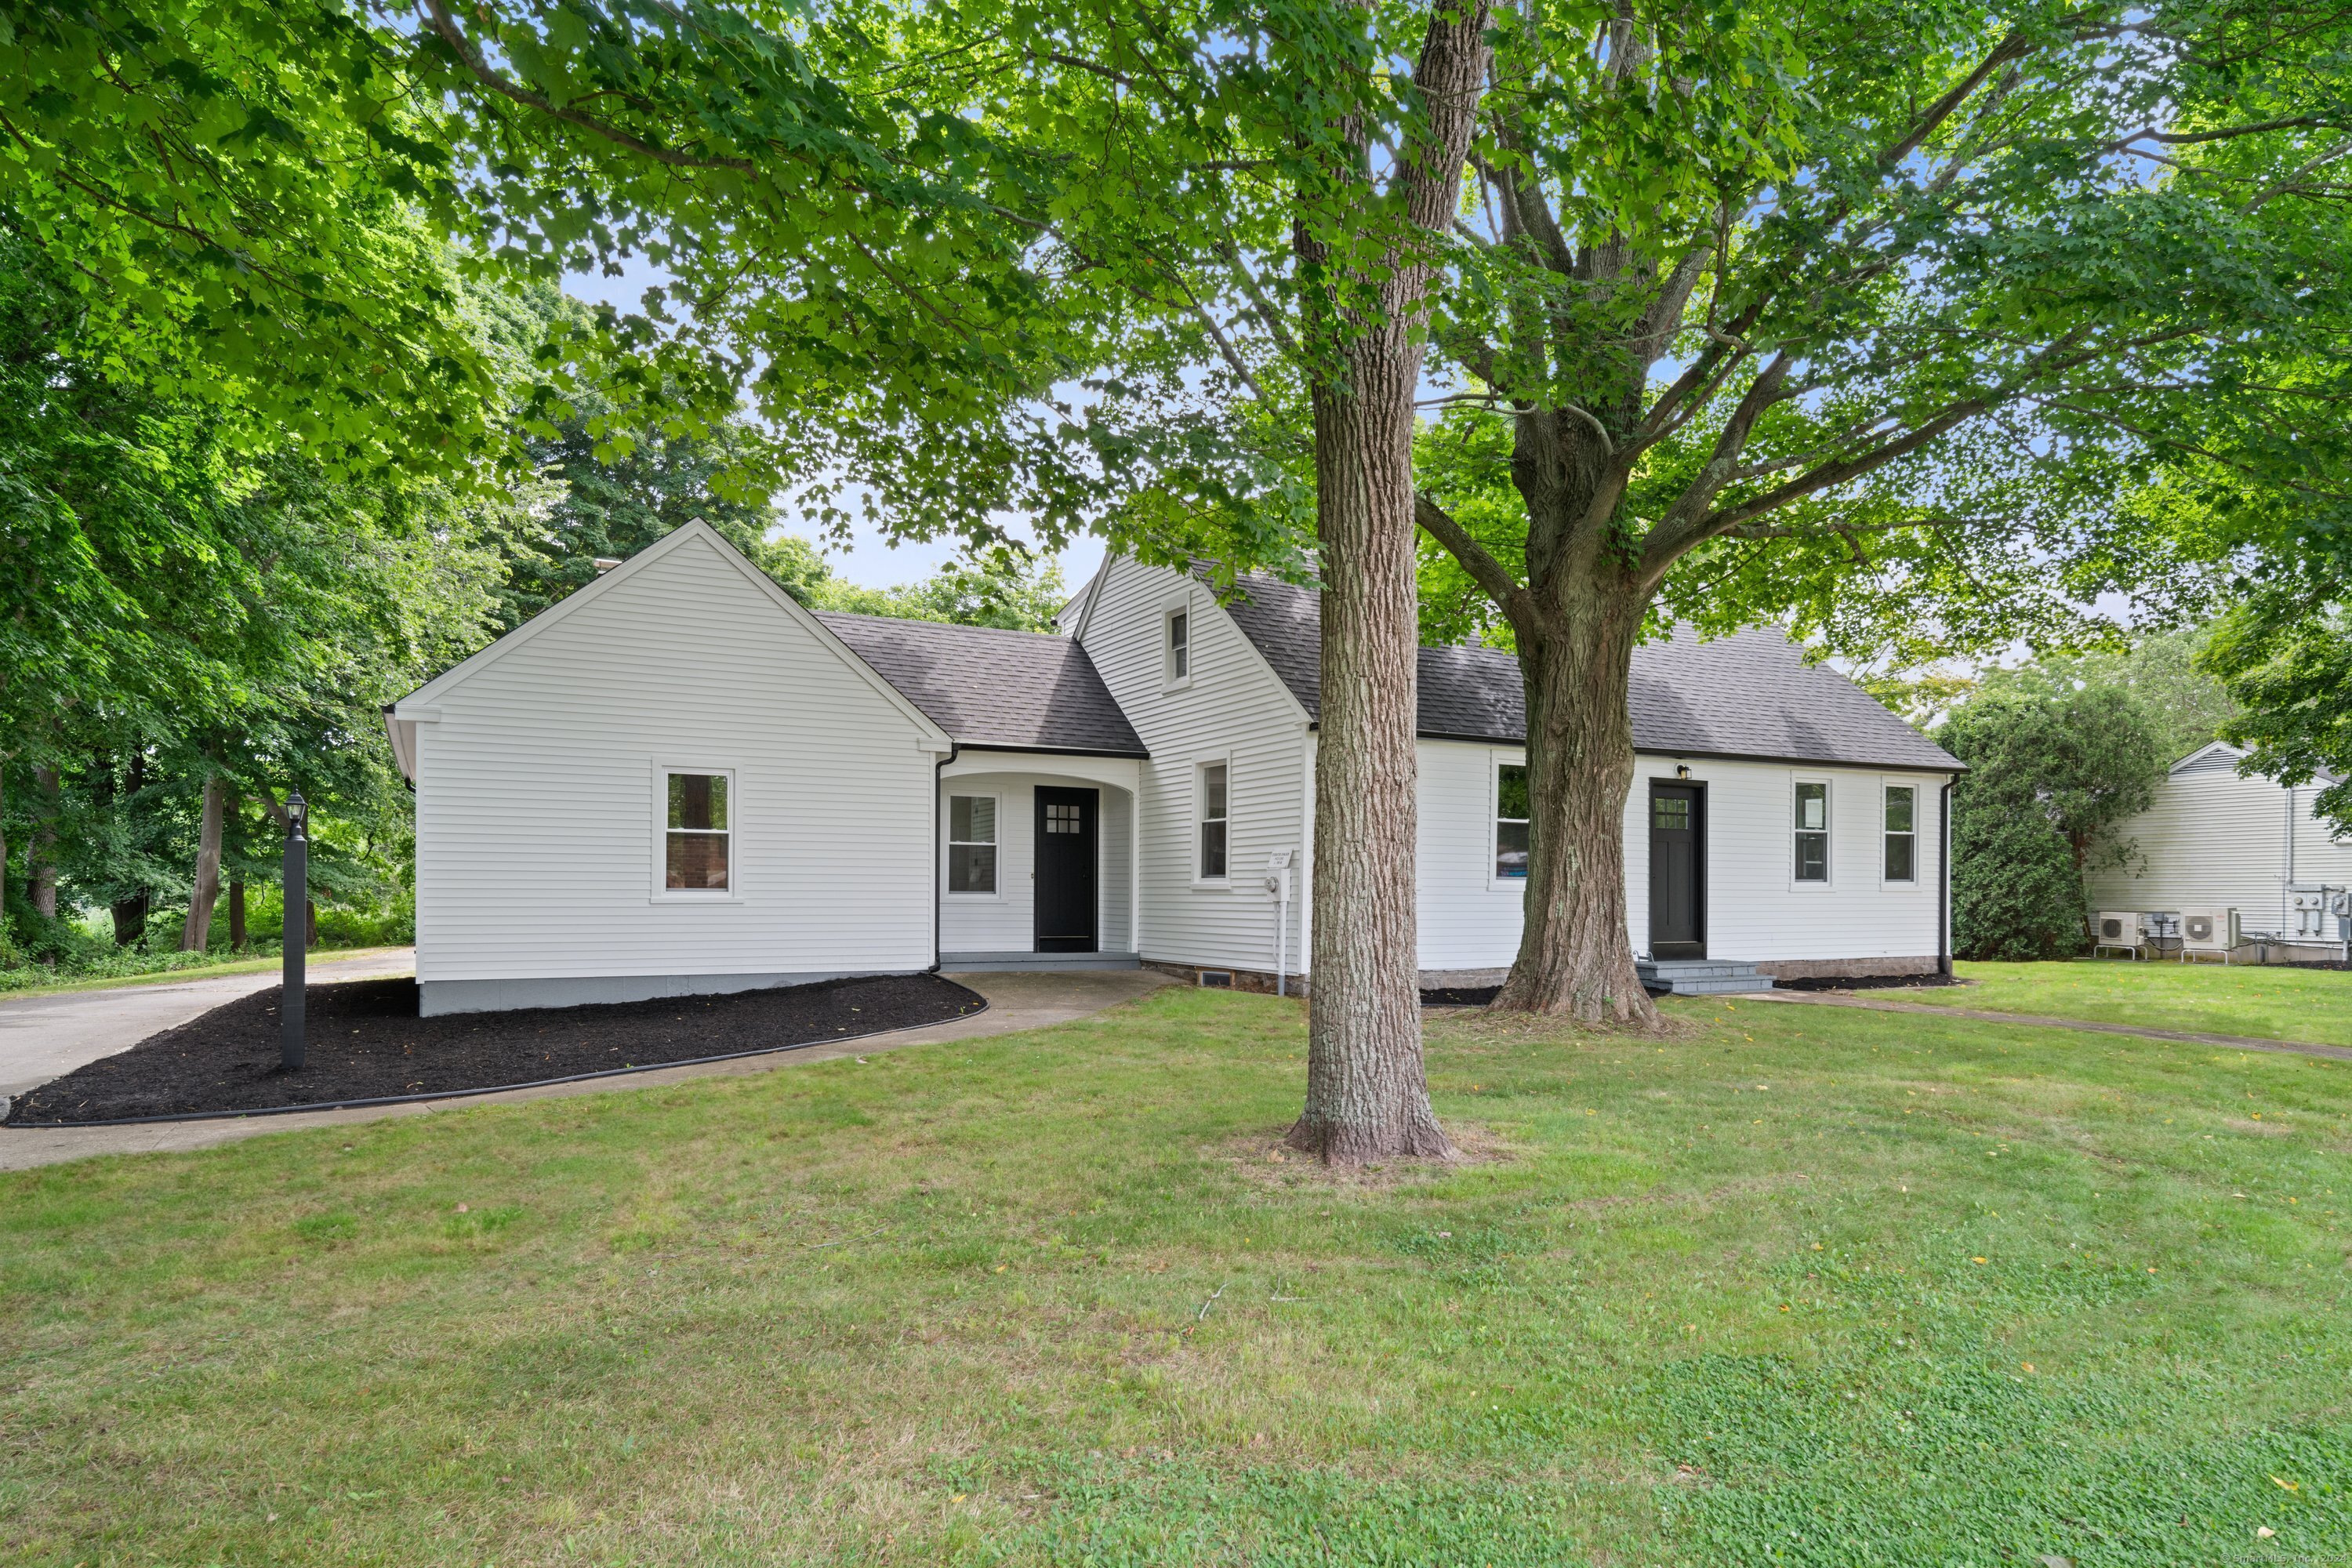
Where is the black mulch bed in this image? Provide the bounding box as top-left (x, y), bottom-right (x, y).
top-left (1775, 972), bottom-right (1959, 992)
top-left (5, 972), bottom-right (986, 1127)
top-left (1421, 985), bottom-right (1502, 1007)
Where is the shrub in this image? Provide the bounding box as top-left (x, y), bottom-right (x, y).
top-left (1940, 689), bottom-right (2166, 961)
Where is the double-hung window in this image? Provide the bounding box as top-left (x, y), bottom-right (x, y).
top-left (1198, 761), bottom-right (1229, 879)
top-left (1166, 608), bottom-right (1191, 684)
top-left (948, 795), bottom-right (998, 895)
top-left (664, 771), bottom-right (731, 891)
top-left (1793, 780), bottom-right (1829, 883)
top-left (1495, 763), bottom-right (1530, 880)
top-left (1883, 785), bottom-right (1917, 883)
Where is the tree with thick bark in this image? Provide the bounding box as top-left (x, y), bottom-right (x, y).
top-left (808, 1), bottom-right (1512, 1161)
top-left (1408, 0), bottom-right (2352, 1022)
top-left (1279, 2), bottom-right (1493, 1164)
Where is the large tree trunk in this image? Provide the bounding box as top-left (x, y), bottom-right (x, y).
top-left (181, 773), bottom-right (226, 951)
top-left (1287, 344), bottom-right (1453, 1163)
top-left (1282, 0), bottom-right (1489, 1163)
top-left (1494, 578), bottom-right (1661, 1025)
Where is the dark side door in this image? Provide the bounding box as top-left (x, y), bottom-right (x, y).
top-left (1648, 782), bottom-right (1705, 960)
top-left (1033, 786), bottom-right (1099, 953)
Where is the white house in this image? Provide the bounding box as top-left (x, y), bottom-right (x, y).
top-left (2085, 742), bottom-right (2352, 946)
top-left (387, 522), bottom-right (1962, 1015)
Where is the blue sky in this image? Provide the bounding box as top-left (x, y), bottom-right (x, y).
top-left (561, 256), bottom-right (1106, 594)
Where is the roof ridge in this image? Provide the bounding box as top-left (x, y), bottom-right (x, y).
top-left (811, 608), bottom-right (1074, 644)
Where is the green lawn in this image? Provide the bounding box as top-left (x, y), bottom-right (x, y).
top-left (1937, 959), bottom-right (2352, 1045)
top-left (5, 988), bottom-right (2350, 1565)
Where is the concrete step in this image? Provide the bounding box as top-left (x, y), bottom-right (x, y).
top-left (1662, 974), bottom-right (1777, 995)
top-left (1638, 958), bottom-right (1776, 996)
top-left (938, 951), bottom-right (1142, 972)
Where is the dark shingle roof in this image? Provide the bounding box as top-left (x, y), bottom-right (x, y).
top-left (1213, 572), bottom-right (1960, 772)
top-left (816, 612), bottom-right (1148, 757)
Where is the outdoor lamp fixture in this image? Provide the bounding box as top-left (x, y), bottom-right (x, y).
top-left (1675, 763), bottom-right (1691, 779)
top-left (281, 791), bottom-right (308, 1071)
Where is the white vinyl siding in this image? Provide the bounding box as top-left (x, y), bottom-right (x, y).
top-left (1622, 761), bottom-right (1946, 964)
top-left (2084, 754), bottom-right (2352, 935)
top-left (411, 531), bottom-right (938, 988)
top-left (1416, 742), bottom-right (1528, 969)
top-left (1417, 745), bottom-right (1948, 970)
top-left (1073, 557), bottom-right (1308, 975)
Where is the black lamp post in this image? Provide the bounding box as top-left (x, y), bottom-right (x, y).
top-left (282, 791), bottom-right (307, 1070)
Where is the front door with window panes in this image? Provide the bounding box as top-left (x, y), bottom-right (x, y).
top-left (1648, 782), bottom-right (1704, 959)
top-left (1033, 787), bottom-right (1098, 953)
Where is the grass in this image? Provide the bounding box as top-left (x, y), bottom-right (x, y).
top-left (0, 945), bottom-right (408, 1000)
top-left (4, 986), bottom-right (2350, 1565)
top-left (1936, 959), bottom-right (2352, 1045)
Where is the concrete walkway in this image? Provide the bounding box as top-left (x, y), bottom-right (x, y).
top-left (1744, 988), bottom-right (2352, 1064)
top-left (0, 947), bottom-right (418, 1099)
top-left (0, 967), bottom-right (1169, 1172)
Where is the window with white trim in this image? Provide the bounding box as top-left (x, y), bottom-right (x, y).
top-left (664, 771), bottom-right (731, 891)
top-left (1495, 762), bottom-right (1530, 880)
top-left (1793, 780), bottom-right (1828, 883)
top-left (1883, 785), bottom-right (1917, 883)
top-left (1198, 760), bottom-right (1229, 879)
top-left (1166, 608), bottom-right (1191, 684)
top-left (947, 795), bottom-right (997, 894)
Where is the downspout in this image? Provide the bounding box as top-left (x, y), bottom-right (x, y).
top-left (1298, 724), bottom-right (1316, 996)
top-left (2285, 784), bottom-right (2297, 937)
top-left (1938, 780), bottom-right (1954, 977)
top-left (932, 744), bottom-right (958, 972)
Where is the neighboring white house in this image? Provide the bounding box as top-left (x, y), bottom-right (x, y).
top-left (2085, 742), bottom-right (2352, 943)
top-left (387, 522), bottom-right (1962, 1015)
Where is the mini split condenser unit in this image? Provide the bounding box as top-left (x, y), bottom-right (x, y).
top-left (2093, 911), bottom-right (2144, 958)
top-left (2177, 907), bottom-right (2241, 962)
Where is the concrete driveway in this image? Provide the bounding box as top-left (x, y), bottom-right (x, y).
top-left (0, 966), bottom-right (1170, 1172)
top-left (0, 948), bottom-right (417, 1100)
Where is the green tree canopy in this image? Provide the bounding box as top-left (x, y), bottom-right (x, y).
top-left (1390, 0), bottom-right (2352, 1017)
top-left (1941, 689), bottom-right (2168, 961)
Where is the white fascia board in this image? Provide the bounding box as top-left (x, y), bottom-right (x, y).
top-left (1068, 550), bottom-right (1115, 643)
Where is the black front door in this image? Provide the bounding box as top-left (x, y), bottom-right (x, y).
top-left (1034, 786), bottom-right (1099, 953)
top-left (1648, 782), bottom-right (1705, 960)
